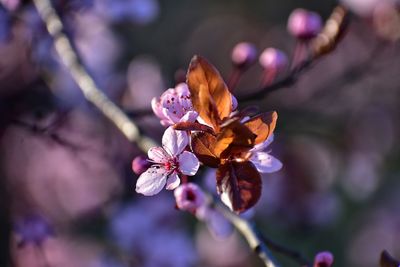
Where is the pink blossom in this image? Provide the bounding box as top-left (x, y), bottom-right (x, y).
top-left (174, 183), bottom-right (206, 213)
top-left (151, 83), bottom-right (198, 126)
top-left (136, 127), bottom-right (200, 196)
top-left (250, 135), bottom-right (282, 173)
top-left (313, 251), bottom-right (334, 267)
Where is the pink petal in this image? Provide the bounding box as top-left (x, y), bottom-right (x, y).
top-left (162, 127), bottom-right (188, 156)
top-left (148, 147), bottom-right (170, 163)
top-left (161, 89), bottom-right (184, 121)
top-left (178, 151), bottom-right (200, 176)
top-left (176, 83), bottom-right (192, 112)
top-left (135, 166), bottom-right (168, 196)
top-left (151, 97), bottom-right (168, 121)
top-left (179, 111), bottom-right (198, 123)
top-left (166, 172), bottom-right (180, 190)
top-left (250, 152), bottom-right (282, 173)
top-left (231, 95), bottom-right (238, 110)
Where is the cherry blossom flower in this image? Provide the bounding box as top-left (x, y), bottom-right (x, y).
top-left (151, 83), bottom-right (198, 126)
top-left (249, 135), bottom-right (282, 173)
top-left (135, 127), bottom-right (200, 196)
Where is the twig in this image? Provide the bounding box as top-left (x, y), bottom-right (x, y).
top-left (32, 0), bottom-right (156, 152)
top-left (215, 203), bottom-right (279, 267)
top-left (259, 234), bottom-right (311, 267)
top-left (238, 5), bottom-right (349, 102)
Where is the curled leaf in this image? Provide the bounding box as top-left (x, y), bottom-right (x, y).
top-left (174, 121), bottom-right (215, 135)
top-left (187, 55), bottom-right (232, 131)
top-left (191, 132), bottom-right (220, 168)
top-left (244, 111), bottom-right (277, 145)
top-left (216, 161), bottom-right (261, 213)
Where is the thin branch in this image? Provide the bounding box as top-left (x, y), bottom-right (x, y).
top-left (215, 203), bottom-right (279, 267)
top-left (32, 0), bottom-right (156, 152)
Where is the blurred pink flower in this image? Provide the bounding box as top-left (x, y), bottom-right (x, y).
top-left (151, 83), bottom-right (198, 126)
top-left (174, 183), bottom-right (206, 213)
top-left (313, 251), bottom-right (334, 267)
top-left (136, 127), bottom-right (200, 195)
top-left (259, 48), bottom-right (288, 72)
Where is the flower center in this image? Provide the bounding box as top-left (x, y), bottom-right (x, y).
top-left (164, 157), bottom-right (179, 171)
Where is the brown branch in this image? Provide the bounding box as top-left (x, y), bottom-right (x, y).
top-left (32, 0), bottom-right (156, 152)
top-left (238, 5), bottom-right (350, 102)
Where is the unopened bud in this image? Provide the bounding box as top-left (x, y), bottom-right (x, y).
top-left (288, 8), bottom-right (322, 39)
top-left (132, 155), bottom-right (150, 175)
top-left (259, 48), bottom-right (288, 71)
top-left (231, 42), bottom-right (258, 68)
top-left (313, 251), bottom-right (334, 267)
top-left (174, 183), bottom-right (206, 213)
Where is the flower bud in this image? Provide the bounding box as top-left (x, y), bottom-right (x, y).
top-left (231, 42), bottom-right (258, 68)
top-left (287, 9), bottom-right (322, 39)
top-left (174, 183), bottom-right (206, 213)
top-left (313, 251), bottom-right (334, 267)
top-left (132, 155), bottom-right (151, 175)
top-left (259, 48), bottom-right (288, 71)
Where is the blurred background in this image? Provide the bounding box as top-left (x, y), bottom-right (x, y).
top-left (0, 0), bottom-right (399, 266)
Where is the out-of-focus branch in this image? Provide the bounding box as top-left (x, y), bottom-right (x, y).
top-left (238, 5), bottom-right (349, 102)
top-left (214, 202), bottom-right (279, 267)
top-left (215, 201), bottom-right (312, 267)
top-left (32, 0), bottom-right (156, 151)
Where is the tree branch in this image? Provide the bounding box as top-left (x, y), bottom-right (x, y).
top-left (32, 0), bottom-right (156, 152)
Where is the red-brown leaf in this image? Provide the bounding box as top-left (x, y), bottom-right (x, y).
top-left (187, 55), bottom-right (232, 131)
top-left (191, 132), bottom-right (220, 167)
top-left (216, 120), bottom-right (256, 159)
top-left (244, 111), bottom-right (277, 145)
top-left (174, 121), bottom-right (215, 135)
top-left (216, 161), bottom-right (261, 213)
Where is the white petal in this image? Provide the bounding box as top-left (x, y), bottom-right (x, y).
top-left (178, 151), bottom-right (200, 176)
top-left (179, 111), bottom-right (198, 123)
top-left (148, 147), bottom-right (170, 163)
top-left (136, 166), bottom-right (168, 196)
top-left (162, 126), bottom-right (188, 156)
top-left (166, 172), bottom-right (181, 190)
top-left (250, 152), bottom-right (282, 173)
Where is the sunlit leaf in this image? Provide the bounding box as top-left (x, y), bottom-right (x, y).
top-left (216, 120), bottom-right (256, 159)
top-left (187, 55), bottom-right (232, 131)
top-left (191, 132), bottom-right (220, 167)
top-left (244, 111), bottom-right (277, 145)
top-left (216, 161), bottom-right (261, 213)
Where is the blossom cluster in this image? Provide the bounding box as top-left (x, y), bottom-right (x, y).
top-left (133, 55), bottom-right (282, 215)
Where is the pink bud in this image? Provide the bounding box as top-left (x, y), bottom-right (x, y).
top-left (231, 42), bottom-right (258, 68)
top-left (287, 8), bottom-right (322, 39)
top-left (132, 155), bottom-right (151, 175)
top-left (174, 183), bottom-right (206, 213)
top-left (313, 251), bottom-right (334, 267)
top-left (259, 48), bottom-right (288, 71)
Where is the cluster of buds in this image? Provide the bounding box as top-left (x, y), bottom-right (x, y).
top-left (133, 55), bottom-right (282, 214)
